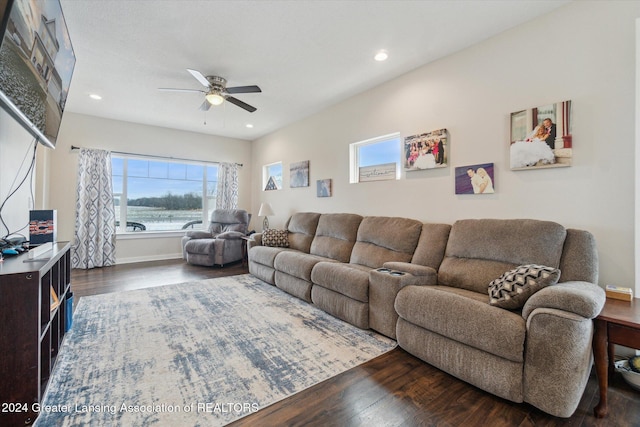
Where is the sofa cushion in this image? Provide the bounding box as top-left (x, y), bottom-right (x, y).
top-left (275, 251), bottom-right (336, 281)
top-left (248, 245), bottom-right (291, 268)
top-left (311, 285), bottom-right (369, 329)
top-left (395, 285), bottom-right (526, 362)
top-left (310, 213), bottom-right (363, 262)
top-left (209, 209), bottom-right (249, 234)
top-left (350, 216), bottom-right (423, 268)
top-left (489, 264), bottom-right (561, 309)
top-left (184, 238), bottom-right (215, 255)
top-left (286, 212), bottom-right (321, 252)
top-left (439, 219), bottom-right (566, 293)
top-left (262, 229), bottom-right (289, 247)
top-left (410, 223), bottom-right (452, 268)
top-left (559, 229), bottom-right (599, 283)
top-left (311, 262), bottom-right (371, 302)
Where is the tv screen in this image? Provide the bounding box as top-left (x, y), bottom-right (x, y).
top-left (0, 0), bottom-right (75, 148)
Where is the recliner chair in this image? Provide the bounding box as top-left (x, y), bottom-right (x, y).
top-left (182, 209), bottom-right (250, 267)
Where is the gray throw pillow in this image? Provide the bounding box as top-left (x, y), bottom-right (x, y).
top-left (262, 229), bottom-right (289, 247)
top-left (488, 264), bottom-right (560, 309)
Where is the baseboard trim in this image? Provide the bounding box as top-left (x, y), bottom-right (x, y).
top-left (115, 253), bottom-right (183, 265)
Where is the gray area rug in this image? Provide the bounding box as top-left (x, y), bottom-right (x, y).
top-left (36, 274), bottom-right (396, 426)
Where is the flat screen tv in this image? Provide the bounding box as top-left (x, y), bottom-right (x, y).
top-left (0, 0), bottom-right (75, 148)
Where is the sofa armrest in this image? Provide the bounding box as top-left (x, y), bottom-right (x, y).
top-left (184, 230), bottom-right (213, 239)
top-left (381, 262), bottom-right (438, 285)
top-left (522, 281), bottom-right (606, 320)
top-left (247, 233), bottom-right (263, 250)
top-left (216, 231), bottom-right (244, 240)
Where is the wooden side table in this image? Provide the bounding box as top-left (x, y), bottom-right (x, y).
top-left (592, 297), bottom-right (640, 418)
top-left (241, 236), bottom-right (251, 267)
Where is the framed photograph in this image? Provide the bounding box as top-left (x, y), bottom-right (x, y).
top-left (510, 100), bottom-right (572, 170)
top-left (404, 128), bottom-right (448, 171)
top-left (290, 160), bottom-right (309, 188)
top-left (316, 179), bottom-right (332, 197)
top-left (455, 163), bottom-right (495, 194)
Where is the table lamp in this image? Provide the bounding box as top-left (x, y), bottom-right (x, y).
top-left (258, 203), bottom-right (275, 230)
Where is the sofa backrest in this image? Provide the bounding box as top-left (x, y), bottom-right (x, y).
top-left (310, 213), bottom-right (363, 262)
top-left (410, 223), bottom-right (452, 270)
top-left (559, 228), bottom-right (599, 283)
top-left (209, 209), bottom-right (249, 235)
top-left (438, 219), bottom-right (567, 293)
top-left (285, 212), bottom-right (321, 253)
top-left (350, 216), bottom-right (423, 268)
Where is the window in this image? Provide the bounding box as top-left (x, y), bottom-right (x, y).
top-left (349, 133), bottom-right (401, 183)
top-left (263, 161), bottom-right (283, 190)
top-left (112, 155), bottom-right (218, 232)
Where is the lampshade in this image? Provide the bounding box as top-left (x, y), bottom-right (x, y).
top-left (258, 203), bottom-right (275, 217)
top-left (206, 93), bottom-right (224, 106)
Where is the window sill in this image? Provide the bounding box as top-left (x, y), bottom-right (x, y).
top-left (115, 230), bottom-right (187, 240)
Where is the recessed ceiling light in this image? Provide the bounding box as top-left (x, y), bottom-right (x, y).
top-left (89, 94), bottom-right (102, 100)
top-left (245, 124), bottom-right (254, 128)
top-left (374, 50), bottom-right (388, 61)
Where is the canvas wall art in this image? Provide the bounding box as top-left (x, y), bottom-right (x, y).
top-left (358, 163), bottom-right (396, 182)
top-left (404, 128), bottom-right (448, 171)
top-left (455, 163), bottom-right (495, 195)
top-left (316, 179), bottom-right (332, 197)
top-left (290, 161), bottom-right (309, 188)
top-left (510, 100), bottom-right (572, 170)
top-left (264, 176), bottom-right (279, 191)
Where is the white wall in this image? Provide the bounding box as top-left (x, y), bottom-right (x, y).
top-left (252, 1), bottom-right (639, 293)
top-left (47, 112), bottom-right (252, 263)
top-left (0, 109), bottom-right (38, 241)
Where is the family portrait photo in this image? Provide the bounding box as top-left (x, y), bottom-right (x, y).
top-left (510, 100), bottom-right (572, 170)
top-left (404, 128), bottom-right (448, 171)
top-left (455, 163), bottom-right (495, 195)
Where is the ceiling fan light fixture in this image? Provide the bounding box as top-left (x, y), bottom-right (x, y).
top-left (206, 93), bottom-right (225, 106)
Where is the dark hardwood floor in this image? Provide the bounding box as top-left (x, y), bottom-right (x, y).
top-left (71, 258), bottom-right (249, 300)
top-left (71, 259), bottom-right (639, 426)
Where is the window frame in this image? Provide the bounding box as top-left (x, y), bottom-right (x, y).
top-left (349, 132), bottom-right (402, 183)
top-left (262, 161), bottom-right (283, 191)
top-left (112, 153), bottom-right (219, 235)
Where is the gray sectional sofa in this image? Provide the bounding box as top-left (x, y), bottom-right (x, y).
top-left (247, 212), bottom-right (605, 418)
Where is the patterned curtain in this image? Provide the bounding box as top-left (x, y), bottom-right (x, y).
top-left (216, 162), bottom-right (239, 209)
top-left (71, 148), bottom-right (116, 269)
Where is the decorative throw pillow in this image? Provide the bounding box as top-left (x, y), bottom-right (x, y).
top-left (262, 229), bottom-right (289, 248)
top-left (488, 264), bottom-right (560, 309)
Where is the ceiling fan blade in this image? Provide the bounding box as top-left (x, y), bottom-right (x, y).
top-left (226, 96), bottom-right (257, 113)
top-left (199, 100), bottom-right (211, 111)
top-left (187, 69), bottom-right (211, 88)
top-left (158, 88), bottom-right (205, 93)
top-left (225, 85), bottom-right (262, 94)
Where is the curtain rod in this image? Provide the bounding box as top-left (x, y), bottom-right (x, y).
top-left (69, 145), bottom-right (243, 167)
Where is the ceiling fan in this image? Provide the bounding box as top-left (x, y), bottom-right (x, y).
top-left (159, 69), bottom-right (261, 113)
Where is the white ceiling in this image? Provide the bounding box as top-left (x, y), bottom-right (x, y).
top-left (60, 0), bottom-right (569, 141)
